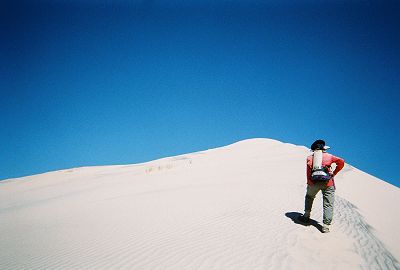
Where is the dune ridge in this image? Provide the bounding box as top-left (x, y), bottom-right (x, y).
top-left (1, 138), bottom-right (399, 269)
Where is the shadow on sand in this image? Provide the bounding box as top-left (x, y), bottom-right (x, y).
top-left (285, 212), bottom-right (324, 233)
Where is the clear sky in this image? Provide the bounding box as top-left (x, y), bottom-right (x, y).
top-left (2, 1), bottom-right (399, 187)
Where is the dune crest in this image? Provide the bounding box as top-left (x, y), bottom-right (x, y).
top-left (1, 138), bottom-right (399, 269)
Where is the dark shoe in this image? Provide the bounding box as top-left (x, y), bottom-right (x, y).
top-left (297, 215), bottom-right (310, 223)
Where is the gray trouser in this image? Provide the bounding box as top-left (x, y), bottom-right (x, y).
top-left (304, 182), bottom-right (335, 225)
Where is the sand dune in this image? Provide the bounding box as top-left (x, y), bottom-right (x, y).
top-left (1, 138), bottom-right (399, 269)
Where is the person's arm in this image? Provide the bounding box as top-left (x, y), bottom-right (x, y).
top-left (306, 156), bottom-right (312, 180)
top-left (331, 155), bottom-right (345, 176)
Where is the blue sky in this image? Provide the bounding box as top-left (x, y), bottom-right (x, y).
top-left (1, 1), bottom-right (399, 187)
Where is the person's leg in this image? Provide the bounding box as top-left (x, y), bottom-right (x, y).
top-left (304, 184), bottom-right (321, 218)
top-left (322, 186), bottom-right (335, 225)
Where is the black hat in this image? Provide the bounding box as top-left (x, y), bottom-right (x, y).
top-left (311, 139), bottom-right (330, 150)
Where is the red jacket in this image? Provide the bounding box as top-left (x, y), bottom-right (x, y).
top-left (306, 152), bottom-right (345, 186)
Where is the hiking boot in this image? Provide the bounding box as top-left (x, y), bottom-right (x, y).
top-left (321, 224), bottom-right (330, 233)
top-left (297, 214), bottom-right (310, 223)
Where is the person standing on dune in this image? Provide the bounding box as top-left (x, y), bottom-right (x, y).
top-left (298, 139), bottom-right (345, 233)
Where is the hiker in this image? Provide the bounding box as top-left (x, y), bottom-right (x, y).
top-left (298, 139), bottom-right (345, 233)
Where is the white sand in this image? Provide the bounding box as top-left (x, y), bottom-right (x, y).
top-left (1, 138), bottom-right (399, 269)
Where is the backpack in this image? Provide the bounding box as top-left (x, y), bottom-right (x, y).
top-left (311, 150), bottom-right (332, 182)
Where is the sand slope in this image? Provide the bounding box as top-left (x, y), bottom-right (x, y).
top-left (1, 138), bottom-right (399, 269)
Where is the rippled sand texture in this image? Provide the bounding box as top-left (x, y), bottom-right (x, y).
top-left (1, 139), bottom-right (399, 269)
